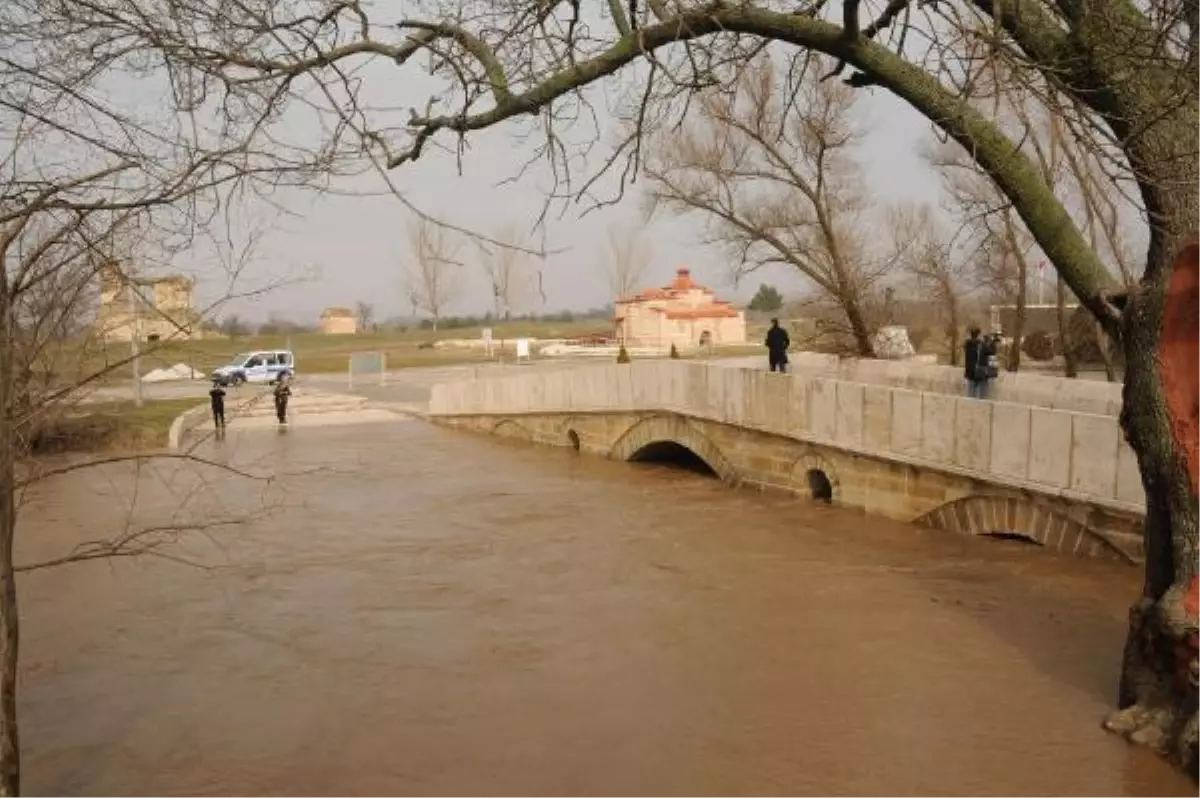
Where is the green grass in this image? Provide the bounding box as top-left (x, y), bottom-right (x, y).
top-left (85, 320), bottom-right (609, 383)
top-left (33, 398), bottom-right (201, 454)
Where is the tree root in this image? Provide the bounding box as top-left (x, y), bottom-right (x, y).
top-left (1107, 597), bottom-right (1199, 778)
top-left (1105, 705), bottom-right (1171, 749)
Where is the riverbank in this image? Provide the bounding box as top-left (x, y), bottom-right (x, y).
top-left (30, 398), bottom-right (201, 455)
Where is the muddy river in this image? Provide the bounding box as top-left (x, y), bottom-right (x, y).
top-left (15, 419), bottom-right (1194, 795)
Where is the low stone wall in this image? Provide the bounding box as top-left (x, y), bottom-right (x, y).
top-left (430, 360), bottom-right (1143, 511)
top-left (168, 403), bottom-right (212, 451)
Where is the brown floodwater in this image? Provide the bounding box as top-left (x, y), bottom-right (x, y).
top-left (14, 419), bottom-right (1195, 796)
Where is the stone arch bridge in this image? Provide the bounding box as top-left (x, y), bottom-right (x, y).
top-left (430, 362), bottom-right (1146, 563)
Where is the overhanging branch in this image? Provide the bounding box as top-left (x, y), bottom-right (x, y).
top-left (378, 5), bottom-right (1117, 318)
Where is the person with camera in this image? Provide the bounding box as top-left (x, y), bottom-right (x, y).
top-left (963, 327), bottom-right (999, 399)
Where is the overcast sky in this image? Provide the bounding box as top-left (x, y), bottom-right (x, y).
top-left (186, 78), bottom-right (945, 325)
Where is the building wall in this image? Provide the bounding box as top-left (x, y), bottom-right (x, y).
top-left (320, 315), bottom-right (358, 335)
top-left (617, 288), bottom-right (747, 348)
top-left (991, 304), bottom-right (1081, 336)
top-left (96, 275), bottom-right (197, 343)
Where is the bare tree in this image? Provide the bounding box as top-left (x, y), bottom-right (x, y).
top-left (12, 0), bottom-right (1199, 775)
top-left (892, 205), bottom-right (973, 366)
top-left (928, 138), bottom-right (1040, 371)
top-left (0, 10), bottom-right (330, 789)
top-left (479, 222), bottom-right (533, 321)
top-left (644, 56), bottom-right (883, 357)
top-left (929, 57), bottom-right (1150, 381)
top-left (218, 315), bottom-right (251, 341)
top-left (404, 218), bottom-right (463, 331)
top-left (600, 221), bottom-right (653, 302)
top-left (355, 301), bottom-right (375, 333)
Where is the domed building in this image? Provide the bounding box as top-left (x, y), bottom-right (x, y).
top-left (613, 267), bottom-right (747, 350)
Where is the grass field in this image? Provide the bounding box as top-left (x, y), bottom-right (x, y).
top-left (89, 319), bottom-right (610, 383)
top-left (33, 397), bottom-right (201, 454)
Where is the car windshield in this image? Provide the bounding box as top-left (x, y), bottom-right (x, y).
top-left (227, 353), bottom-right (251, 367)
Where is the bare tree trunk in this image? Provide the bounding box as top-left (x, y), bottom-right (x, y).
top-left (1105, 235), bottom-right (1199, 776)
top-left (1008, 257), bottom-right (1026, 371)
top-left (1057, 277), bottom-right (1078, 378)
top-left (947, 295), bottom-right (961, 367)
top-left (844, 296), bottom-right (875, 357)
top-left (0, 281), bottom-right (20, 797)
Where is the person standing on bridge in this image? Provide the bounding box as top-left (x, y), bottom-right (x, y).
top-left (209, 379), bottom-right (227, 431)
top-left (765, 318), bottom-right (791, 374)
top-left (273, 376), bottom-right (292, 425)
top-left (963, 326), bottom-right (996, 399)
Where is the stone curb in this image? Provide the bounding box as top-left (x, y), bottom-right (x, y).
top-left (169, 391), bottom-right (409, 450)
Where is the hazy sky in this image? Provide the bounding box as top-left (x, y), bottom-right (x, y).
top-left (190, 77), bottom-right (945, 325)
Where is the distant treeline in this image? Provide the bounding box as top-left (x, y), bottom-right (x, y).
top-left (215, 306), bottom-right (614, 337)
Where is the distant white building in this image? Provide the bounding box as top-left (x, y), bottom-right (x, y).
top-left (613, 267), bottom-right (747, 349)
top-left (319, 306), bottom-right (358, 335)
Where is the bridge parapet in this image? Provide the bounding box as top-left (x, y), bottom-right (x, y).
top-left (430, 361), bottom-right (1142, 512)
top-left (733, 352), bottom-right (1122, 416)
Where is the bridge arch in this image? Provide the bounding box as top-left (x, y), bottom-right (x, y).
top-left (608, 414), bottom-right (737, 483)
top-left (489, 419), bottom-right (534, 442)
top-left (913, 495), bottom-right (1134, 562)
top-left (787, 451), bottom-right (842, 503)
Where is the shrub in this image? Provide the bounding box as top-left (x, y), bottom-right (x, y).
top-left (616, 345), bottom-right (631, 364)
top-left (1021, 330), bottom-right (1055, 361)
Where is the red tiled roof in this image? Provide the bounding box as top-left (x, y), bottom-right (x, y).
top-left (671, 267), bottom-right (698, 290)
top-left (618, 267), bottom-right (717, 303)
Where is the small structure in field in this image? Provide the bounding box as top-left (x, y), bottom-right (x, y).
top-left (613, 267), bottom-right (746, 350)
top-left (319, 306), bottom-right (358, 335)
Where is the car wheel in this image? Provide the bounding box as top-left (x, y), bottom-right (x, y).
top-left (231, 374), bottom-right (246, 387)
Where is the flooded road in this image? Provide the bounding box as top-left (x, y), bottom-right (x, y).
top-left (16, 419), bottom-right (1193, 796)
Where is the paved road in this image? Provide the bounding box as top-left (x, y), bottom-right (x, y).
top-left (82, 358), bottom-right (623, 406)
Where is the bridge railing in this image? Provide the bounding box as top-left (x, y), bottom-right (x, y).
top-left (429, 360), bottom-right (1142, 511)
top-left (749, 352), bottom-right (1122, 417)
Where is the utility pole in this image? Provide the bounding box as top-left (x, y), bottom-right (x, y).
top-left (127, 265), bottom-right (143, 408)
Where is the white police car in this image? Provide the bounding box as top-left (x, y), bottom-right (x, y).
top-left (210, 350), bottom-right (295, 386)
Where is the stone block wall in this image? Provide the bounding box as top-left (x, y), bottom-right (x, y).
top-left (428, 360), bottom-right (1143, 511)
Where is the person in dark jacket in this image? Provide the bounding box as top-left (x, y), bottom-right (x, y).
top-left (963, 326), bottom-right (995, 399)
top-left (764, 318), bottom-right (791, 373)
top-left (209, 380), bottom-right (227, 430)
top-left (273, 377), bottom-right (292, 424)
